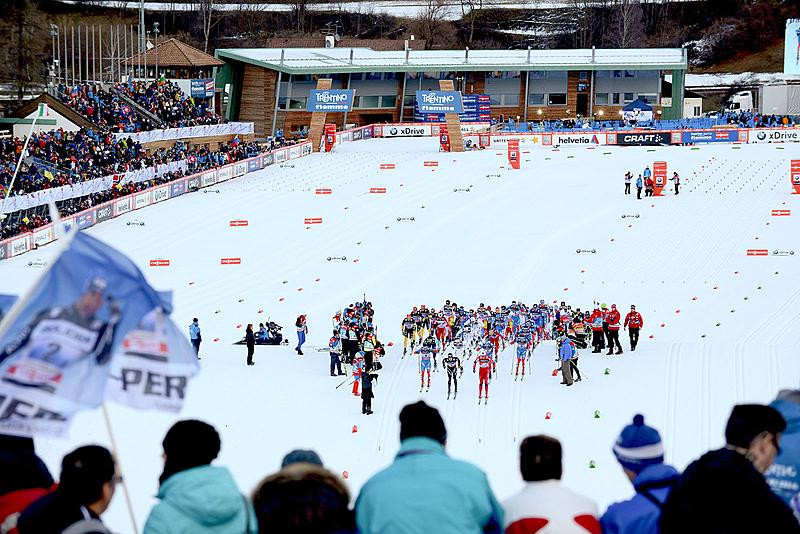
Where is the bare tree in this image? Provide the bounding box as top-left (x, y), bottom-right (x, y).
top-left (613, 0), bottom-right (644, 48)
top-left (2, 0), bottom-right (46, 100)
top-left (196, 0), bottom-right (225, 52)
top-left (411, 0), bottom-right (451, 50)
top-left (291, 0), bottom-right (309, 34)
top-left (460, 0), bottom-right (484, 45)
top-left (568, 0), bottom-right (594, 48)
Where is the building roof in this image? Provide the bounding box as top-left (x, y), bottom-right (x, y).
top-left (128, 38), bottom-right (224, 68)
top-left (264, 37), bottom-right (427, 51)
top-left (215, 47), bottom-right (688, 75)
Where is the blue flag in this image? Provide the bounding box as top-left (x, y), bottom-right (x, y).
top-left (0, 232), bottom-right (198, 437)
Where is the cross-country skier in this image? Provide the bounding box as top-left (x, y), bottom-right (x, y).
top-left (514, 331), bottom-right (529, 380)
top-left (352, 352), bottom-right (365, 396)
top-left (329, 329), bottom-right (345, 376)
top-left (362, 327), bottom-right (379, 372)
top-left (473, 351), bottom-right (496, 404)
top-left (442, 352), bottom-right (463, 399)
top-left (488, 329), bottom-right (503, 358)
top-left (422, 334), bottom-right (439, 371)
top-left (402, 314), bottom-right (416, 355)
top-left (434, 314), bottom-right (449, 351)
top-left (419, 349), bottom-right (433, 391)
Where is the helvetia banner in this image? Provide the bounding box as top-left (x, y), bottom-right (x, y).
top-left (0, 232), bottom-right (198, 436)
top-left (307, 90), bottom-right (355, 112)
top-left (416, 91), bottom-right (464, 114)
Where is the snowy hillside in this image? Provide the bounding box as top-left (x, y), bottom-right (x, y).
top-left (2, 137), bottom-right (798, 532)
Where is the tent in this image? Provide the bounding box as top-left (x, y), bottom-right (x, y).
top-left (623, 98), bottom-right (654, 123)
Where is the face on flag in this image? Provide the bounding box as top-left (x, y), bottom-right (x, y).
top-left (0, 232), bottom-right (198, 437)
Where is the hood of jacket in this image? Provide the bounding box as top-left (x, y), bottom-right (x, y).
top-left (157, 465), bottom-right (245, 527)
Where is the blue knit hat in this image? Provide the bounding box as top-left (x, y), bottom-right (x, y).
top-left (613, 414), bottom-right (664, 473)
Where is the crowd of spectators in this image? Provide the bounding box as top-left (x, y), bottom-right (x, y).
top-left (1, 391), bottom-right (799, 533)
top-left (723, 111), bottom-right (800, 128)
top-left (57, 80), bottom-right (221, 133)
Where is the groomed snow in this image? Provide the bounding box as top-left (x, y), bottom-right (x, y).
top-left (2, 138), bottom-right (798, 533)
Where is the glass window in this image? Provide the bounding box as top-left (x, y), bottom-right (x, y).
top-left (613, 70), bottom-right (623, 78)
top-left (638, 94), bottom-right (656, 104)
top-left (278, 96), bottom-right (288, 110)
top-left (288, 97), bottom-right (307, 110)
top-left (350, 73), bottom-right (363, 81)
top-left (624, 92), bottom-right (634, 103)
top-left (490, 94), bottom-right (502, 106)
top-left (579, 71), bottom-right (588, 80)
top-left (423, 71), bottom-right (440, 79)
top-left (529, 93), bottom-right (545, 105)
top-left (365, 72), bottom-right (382, 80)
top-left (403, 95), bottom-right (415, 107)
top-left (550, 71), bottom-right (567, 79)
top-left (503, 94), bottom-right (520, 106)
top-left (693, 106), bottom-right (701, 116)
top-left (356, 95), bottom-right (380, 108)
top-left (595, 93), bottom-right (609, 105)
top-left (290, 74), bottom-right (312, 82)
top-left (381, 95), bottom-right (397, 108)
top-left (595, 70), bottom-right (610, 78)
top-left (613, 93), bottom-right (621, 104)
top-left (548, 93), bottom-right (567, 105)
top-left (624, 70), bottom-right (635, 78)
top-left (530, 71), bottom-right (546, 79)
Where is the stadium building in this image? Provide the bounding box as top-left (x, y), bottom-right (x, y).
top-left (215, 47), bottom-right (688, 137)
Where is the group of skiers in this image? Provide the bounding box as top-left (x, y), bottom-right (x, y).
top-left (624, 166), bottom-right (681, 198)
top-left (329, 301), bottom-right (383, 415)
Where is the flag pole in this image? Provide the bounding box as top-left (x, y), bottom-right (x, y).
top-left (102, 403), bottom-right (140, 534)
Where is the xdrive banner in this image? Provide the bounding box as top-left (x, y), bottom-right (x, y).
top-left (307, 90), bottom-right (355, 112)
top-left (416, 91), bottom-right (464, 114)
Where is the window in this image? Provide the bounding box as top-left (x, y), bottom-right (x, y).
top-left (579, 71), bottom-right (588, 80)
top-left (290, 74), bottom-right (312, 82)
top-left (503, 94), bottom-right (520, 106)
top-left (624, 70), bottom-right (635, 78)
top-left (530, 71), bottom-right (546, 79)
top-left (595, 70), bottom-right (610, 78)
top-left (624, 92), bottom-right (634, 103)
top-left (365, 72), bottom-right (382, 80)
top-left (638, 94), bottom-right (657, 104)
top-left (548, 93), bottom-right (567, 105)
top-left (381, 95), bottom-right (397, 108)
top-left (350, 73), bottom-right (364, 81)
top-left (489, 94), bottom-right (502, 106)
top-left (613, 93), bottom-right (620, 104)
top-left (613, 70), bottom-right (623, 78)
top-left (355, 96), bottom-right (380, 108)
top-left (288, 97), bottom-right (307, 110)
top-left (693, 106), bottom-right (701, 117)
top-left (529, 93), bottom-right (545, 105)
top-left (595, 93), bottom-right (609, 105)
top-left (278, 96), bottom-right (288, 109)
top-left (403, 95), bottom-right (415, 107)
top-left (489, 71), bottom-right (520, 79)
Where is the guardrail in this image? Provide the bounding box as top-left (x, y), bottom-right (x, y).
top-left (0, 140), bottom-right (312, 262)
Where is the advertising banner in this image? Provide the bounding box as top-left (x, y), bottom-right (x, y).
top-left (152, 187), bottom-right (169, 204)
top-left (134, 192), bottom-right (150, 210)
top-left (792, 159), bottom-right (800, 194)
top-left (616, 132), bottom-right (671, 146)
top-left (415, 91), bottom-right (464, 114)
top-left (217, 167), bottom-right (233, 182)
top-left (75, 211), bottom-right (94, 230)
top-left (749, 129), bottom-right (800, 144)
top-left (234, 162), bottom-right (247, 177)
top-left (11, 236), bottom-right (30, 257)
top-left (247, 158), bottom-right (262, 172)
top-left (190, 78), bottom-right (215, 98)
top-left (289, 145), bottom-right (301, 159)
top-left (352, 129), bottom-right (363, 141)
top-left (114, 197), bottom-right (132, 217)
top-left (95, 203), bottom-right (113, 223)
top-left (383, 124), bottom-right (432, 137)
top-left (363, 126), bottom-right (373, 139)
top-left (681, 130), bottom-right (740, 143)
top-left (553, 133), bottom-right (604, 145)
top-left (263, 153), bottom-right (275, 167)
top-left (33, 226), bottom-right (54, 249)
top-left (0, 242), bottom-right (7, 261)
top-left (202, 171), bottom-right (217, 187)
top-left (275, 149), bottom-right (288, 163)
top-left (187, 175), bottom-right (201, 190)
top-left (300, 142), bottom-right (312, 156)
top-left (170, 180), bottom-right (186, 198)
top-left (490, 134), bottom-right (544, 146)
top-left (307, 89), bottom-right (355, 112)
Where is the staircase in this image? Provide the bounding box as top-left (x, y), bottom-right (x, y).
top-left (308, 79), bottom-right (333, 152)
top-left (110, 87), bottom-right (166, 128)
top-left (438, 80), bottom-right (464, 152)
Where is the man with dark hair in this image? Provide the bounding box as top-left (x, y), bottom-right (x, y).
top-left (144, 419), bottom-right (257, 534)
top-left (504, 435), bottom-right (600, 533)
top-left (355, 401), bottom-right (503, 533)
top-left (17, 445), bottom-right (117, 534)
top-left (660, 404), bottom-right (800, 533)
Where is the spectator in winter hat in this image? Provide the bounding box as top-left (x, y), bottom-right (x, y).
top-left (281, 449), bottom-right (324, 469)
top-left (355, 401), bottom-right (503, 534)
top-left (143, 419), bottom-right (257, 534)
top-left (0, 434), bottom-right (55, 534)
top-left (503, 435), bottom-right (600, 533)
top-left (600, 414), bottom-right (678, 534)
top-left (17, 445), bottom-right (118, 534)
top-left (252, 460), bottom-right (355, 533)
top-left (766, 389), bottom-right (800, 506)
top-left (660, 404), bottom-right (800, 534)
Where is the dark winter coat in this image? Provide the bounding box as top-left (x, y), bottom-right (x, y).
top-left (767, 390), bottom-right (800, 505)
top-left (16, 490), bottom-right (112, 534)
top-left (245, 330), bottom-right (255, 348)
top-left (659, 447), bottom-right (800, 534)
top-left (361, 373), bottom-right (378, 399)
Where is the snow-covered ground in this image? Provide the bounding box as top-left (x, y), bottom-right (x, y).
top-left (2, 138), bottom-right (798, 533)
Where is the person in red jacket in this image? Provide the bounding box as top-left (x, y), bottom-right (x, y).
top-left (606, 304), bottom-right (623, 355)
top-left (624, 305), bottom-right (644, 351)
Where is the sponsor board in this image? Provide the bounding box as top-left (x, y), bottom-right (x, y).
top-left (33, 226), bottom-right (54, 248)
top-left (553, 133), bottom-right (603, 145)
top-left (369, 187), bottom-right (387, 193)
top-left (234, 162), bottom-right (247, 177)
top-left (115, 197), bottom-right (132, 216)
top-left (187, 175), bottom-right (201, 190)
top-left (62, 217), bottom-right (75, 233)
top-left (95, 203), bottom-right (113, 223)
top-left (229, 220), bottom-right (249, 227)
top-left (11, 236), bottom-right (29, 256)
top-left (275, 149), bottom-right (288, 163)
top-left (0, 242), bottom-right (7, 260)
top-left (248, 158), bottom-right (262, 172)
top-left (263, 153), bottom-right (275, 166)
top-left (363, 126), bottom-right (373, 140)
top-left (490, 134), bottom-right (543, 146)
top-left (315, 188), bottom-right (332, 195)
top-left (379, 163), bottom-right (396, 170)
top-left (423, 161), bottom-right (439, 167)
top-left (304, 217), bottom-right (323, 225)
top-left (352, 129), bottom-right (363, 141)
top-left (134, 192), bottom-right (150, 210)
top-left (149, 259), bottom-right (171, 267)
top-left (616, 132), bottom-right (671, 146)
top-left (300, 143), bottom-right (312, 156)
top-left (746, 249), bottom-right (769, 256)
top-left (750, 129), bottom-right (800, 144)
top-left (681, 130), bottom-right (740, 143)
top-left (383, 125), bottom-right (432, 138)
top-left (217, 167), bottom-right (233, 182)
top-left (170, 180), bottom-right (186, 198)
top-left (771, 209), bottom-right (791, 216)
top-left (289, 146), bottom-right (300, 159)
top-left (415, 91), bottom-right (464, 114)
top-left (202, 171), bottom-right (217, 187)
top-left (76, 211), bottom-right (94, 230)
top-left (307, 89), bottom-right (354, 112)
top-left (152, 187), bottom-right (169, 204)
top-left (220, 257), bottom-right (241, 265)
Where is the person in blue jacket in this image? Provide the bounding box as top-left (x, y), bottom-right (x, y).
top-left (355, 401), bottom-right (503, 534)
top-left (558, 335), bottom-right (575, 386)
top-left (636, 175), bottom-right (644, 199)
top-left (143, 420), bottom-right (257, 534)
top-left (767, 389), bottom-right (800, 505)
top-left (600, 414), bottom-right (678, 534)
top-left (189, 318), bottom-right (201, 358)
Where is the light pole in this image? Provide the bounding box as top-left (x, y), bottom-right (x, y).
top-left (50, 25), bottom-right (59, 89)
top-left (153, 22), bottom-right (160, 81)
top-left (796, 27), bottom-right (800, 64)
top-left (146, 30), bottom-right (151, 82)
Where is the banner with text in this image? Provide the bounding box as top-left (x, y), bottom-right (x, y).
top-left (307, 90), bottom-right (355, 112)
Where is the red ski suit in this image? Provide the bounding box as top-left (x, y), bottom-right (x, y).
top-left (473, 353), bottom-right (496, 398)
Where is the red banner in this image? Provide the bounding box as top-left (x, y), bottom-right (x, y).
top-left (229, 220), bottom-right (249, 227)
top-left (423, 161), bottom-right (439, 167)
top-left (221, 257), bottom-right (242, 265)
top-left (746, 249), bottom-right (769, 256)
top-left (771, 209), bottom-right (791, 216)
top-left (304, 217), bottom-right (323, 224)
top-left (653, 161), bottom-right (667, 196)
top-left (792, 160), bottom-right (800, 194)
top-left (379, 163), bottom-right (396, 170)
top-left (149, 259), bottom-right (170, 267)
top-left (369, 187), bottom-right (387, 194)
top-left (315, 188), bottom-right (332, 195)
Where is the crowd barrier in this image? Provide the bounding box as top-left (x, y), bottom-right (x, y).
top-left (110, 122), bottom-right (255, 144)
top-left (0, 140), bottom-right (312, 262)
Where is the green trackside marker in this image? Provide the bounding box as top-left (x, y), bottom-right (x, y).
top-left (545, 157), bottom-right (551, 160)
top-left (604, 368), bottom-right (611, 375)
top-left (647, 149), bottom-right (656, 152)
top-left (603, 152), bottom-right (611, 155)
top-left (691, 147), bottom-right (700, 150)
top-left (777, 146), bottom-right (785, 150)
top-left (594, 410), bottom-right (601, 419)
top-left (732, 146), bottom-right (741, 149)
top-left (567, 155), bottom-right (575, 159)
top-left (589, 460), bottom-right (597, 468)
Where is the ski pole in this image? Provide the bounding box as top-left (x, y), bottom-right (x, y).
top-left (336, 376), bottom-right (355, 389)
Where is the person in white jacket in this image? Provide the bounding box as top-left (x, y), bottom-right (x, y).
top-left (503, 435), bottom-right (601, 534)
